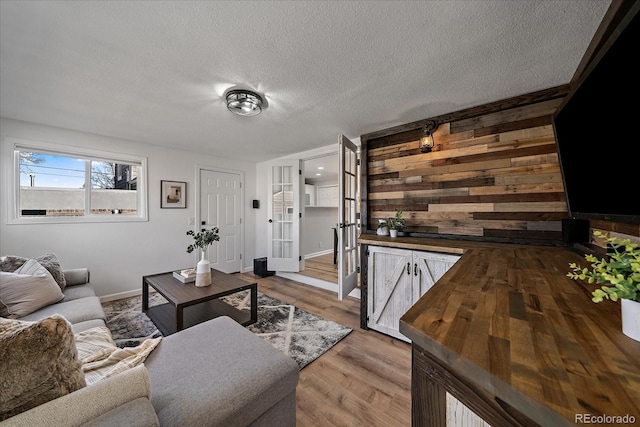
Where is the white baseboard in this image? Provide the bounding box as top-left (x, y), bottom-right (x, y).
top-left (304, 249), bottom-right (333, 259)
top-left (99, 289), bottom-right (141, 303)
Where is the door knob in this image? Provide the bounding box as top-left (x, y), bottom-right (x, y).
top-left (268, 219), bottom-right (273, 223)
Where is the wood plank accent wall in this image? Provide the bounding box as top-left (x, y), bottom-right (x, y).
top-left (360, 87), bottom-right (571, 245)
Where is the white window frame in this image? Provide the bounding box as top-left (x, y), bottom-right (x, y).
top-left (5, 137), bottom-right (148, 224)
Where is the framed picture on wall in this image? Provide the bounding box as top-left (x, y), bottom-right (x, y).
top-left (161, 180), bottom-right (186, 209)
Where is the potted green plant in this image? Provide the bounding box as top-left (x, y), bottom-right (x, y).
top-left (376, 219), bottom-right (389, 236)
top-left (187, 228), bottom-right (220, 287)
top-left (567, 230), bottom-right (640, 341)
top-left (387, 211), bottom-right (406, 238)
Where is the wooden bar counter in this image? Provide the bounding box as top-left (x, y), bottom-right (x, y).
top-left (359, 235), bottom-right (640, 426)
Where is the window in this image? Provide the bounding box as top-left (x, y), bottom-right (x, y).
top-left (6, 137), bottom-right (148, 223)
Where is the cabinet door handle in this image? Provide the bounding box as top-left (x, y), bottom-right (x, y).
top-left (407, 263), bottom-right (411, 275)
top-left (414, 263), bottom-right (418, 276)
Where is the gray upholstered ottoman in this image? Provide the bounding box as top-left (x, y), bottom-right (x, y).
top-left (144, 316), bottom-right (299, 427)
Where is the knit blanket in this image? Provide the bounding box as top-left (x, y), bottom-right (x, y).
top-left (74, 326), bottom-right (161, 385)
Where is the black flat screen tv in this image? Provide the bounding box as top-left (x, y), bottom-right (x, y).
top-left (552, 4), bottom-right (640, 225)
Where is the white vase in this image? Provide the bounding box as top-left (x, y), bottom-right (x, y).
top-left (389, 229), bottom-right (398, 238)
top-left (376, 219), bottom-right (389, 236)
top-left (195, 250), bottom-right (211, 287)
top-left (621, 299), bottom-right (640, 342)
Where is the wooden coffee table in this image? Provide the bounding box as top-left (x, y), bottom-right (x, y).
top-left (142, 268), bottom-right (257, 336)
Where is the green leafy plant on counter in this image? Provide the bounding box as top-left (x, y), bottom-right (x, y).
top-left (567, 230), bottom-right (640, 303)
top-left (387, 211), bottom-right (406, 231)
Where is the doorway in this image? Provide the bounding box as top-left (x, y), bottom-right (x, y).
top-left (266, 142), bottom-right (361, 299)
top-left (301, 153), bottom-right (339, 283)
top-left (278, 151), bottom-right (361, 298)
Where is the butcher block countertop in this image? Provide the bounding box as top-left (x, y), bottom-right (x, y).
top-left (358, 234), bottom-right (640, 426)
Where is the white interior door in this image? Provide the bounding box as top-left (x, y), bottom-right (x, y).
top-left (267, 159), bottom-right (303, 272)
top-left (199, 169), bottom-right (242, 274)
top-left (338, 134), bottom-right (358, 300)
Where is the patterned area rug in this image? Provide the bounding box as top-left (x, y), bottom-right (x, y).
top-left (102, 291), bottom-right (352, 369)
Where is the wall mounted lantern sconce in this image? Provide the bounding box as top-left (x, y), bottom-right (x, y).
top-left (226, 89), bottom-right (264, 117)
top-left (420, 120), bottom-right (439, 153)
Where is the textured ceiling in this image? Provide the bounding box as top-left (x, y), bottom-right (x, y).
top-left (0, 1), bottom-right (610, 163)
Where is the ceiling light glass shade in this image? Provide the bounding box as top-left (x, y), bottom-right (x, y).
top-left (226, 90), bottom-right (264, 116)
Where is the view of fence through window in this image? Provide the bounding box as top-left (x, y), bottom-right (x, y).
top-left (18, 150), bottom-right (140, 217)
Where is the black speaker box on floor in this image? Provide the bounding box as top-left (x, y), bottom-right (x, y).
top-left (562, 218), bottom-right (590, 244)
top-left (253, 257), bottom-right (274, 278)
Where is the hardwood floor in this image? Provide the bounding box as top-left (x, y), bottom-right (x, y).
top-left (298, 252), bottom-right (361, 289)
top-left (299, 252), bottom-right (338, 283)
top-left (237, 272), bottom-right (411, 427)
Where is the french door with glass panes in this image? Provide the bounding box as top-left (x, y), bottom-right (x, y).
top-left (338, 135), bottom-right (359, 300)
top-left (267, 160), bottom-right (303, 272)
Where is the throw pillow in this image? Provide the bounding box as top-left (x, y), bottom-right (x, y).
top-left (0, 253), bottom-right (67, 290)
top-left (0, 315), bottom-right (86, 421)
top-left (0, 259), bottom-right (65, 318)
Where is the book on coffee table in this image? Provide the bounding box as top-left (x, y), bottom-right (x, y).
top-left (172, 269), bottom-right (196, 283)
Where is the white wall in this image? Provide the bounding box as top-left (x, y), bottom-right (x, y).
top-left (304, 207), bottom-right (337, 256)
top-left (303, 177), bottom-right (338, 256)
top-left (0, 117), bottom-right (257, 298)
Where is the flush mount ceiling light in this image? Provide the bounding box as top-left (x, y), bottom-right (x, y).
top-left (420, 120), bottom-right (440, 153)
top-left (225, 89), bottom-right (264, 117)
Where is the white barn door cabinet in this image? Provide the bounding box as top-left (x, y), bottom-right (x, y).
top-left (366, 245), bottom-right (460, 342)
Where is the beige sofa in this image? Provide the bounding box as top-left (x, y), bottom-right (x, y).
top-left (13, 267), bottom-right (107, 333)
top-left (0, 265), bottom-right (299, 426)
